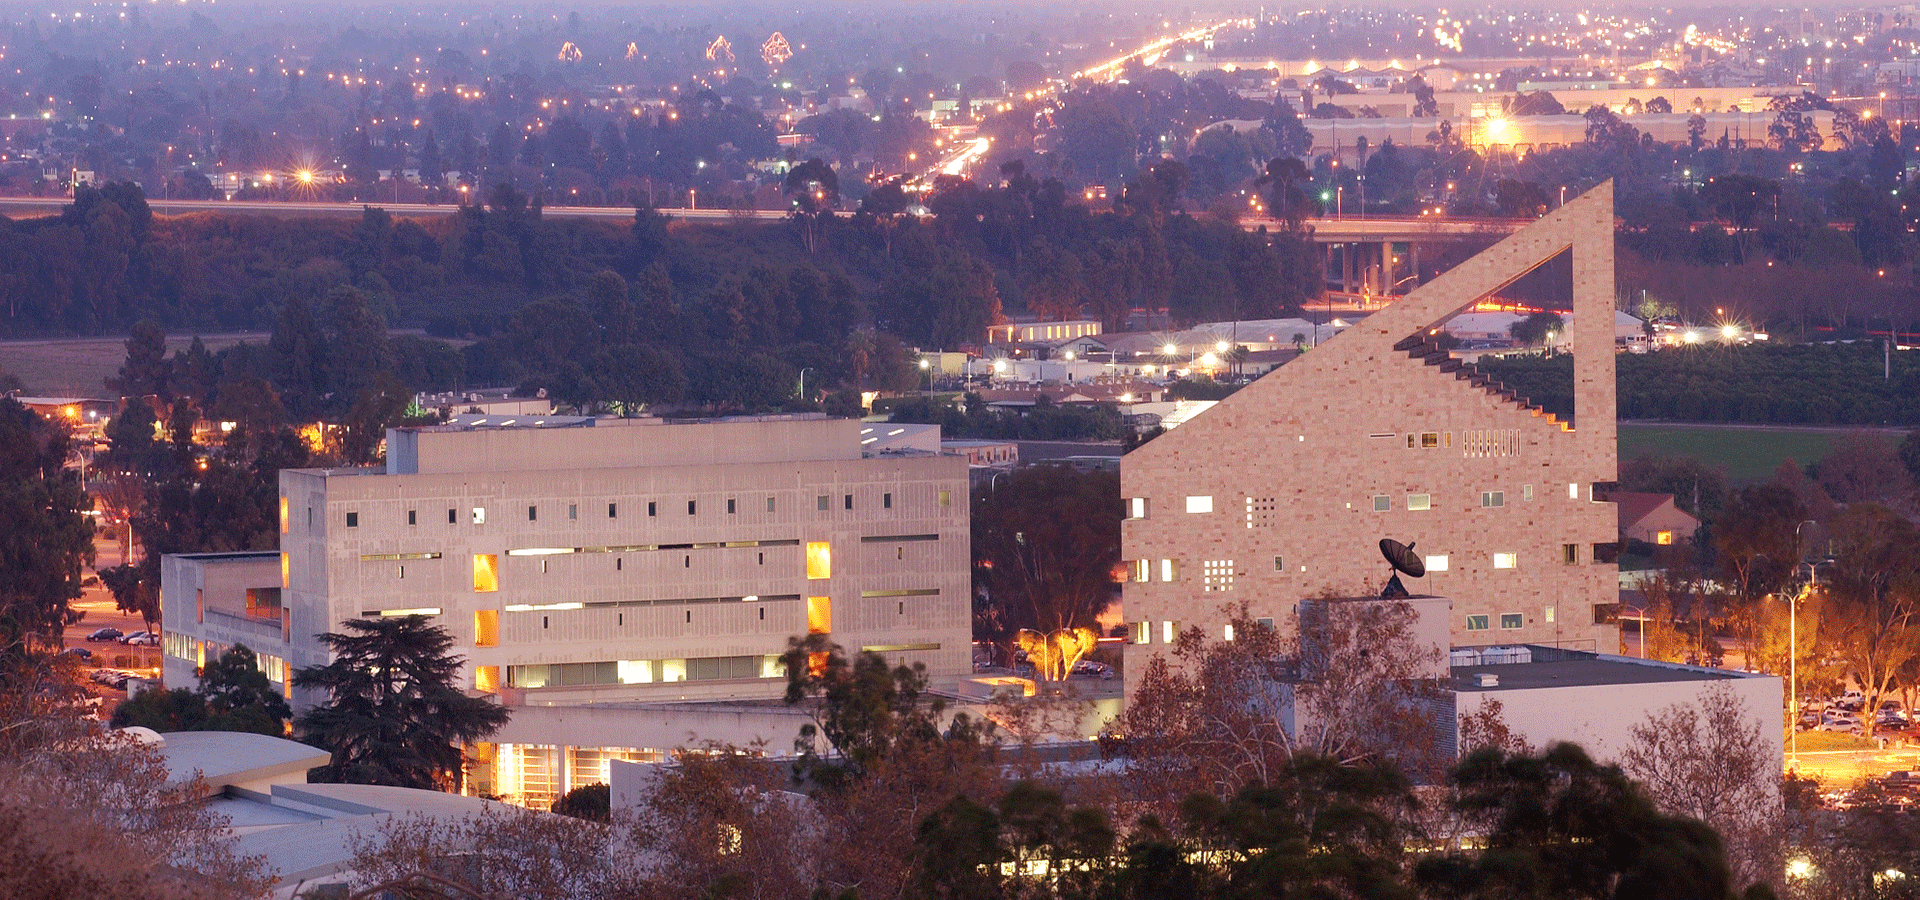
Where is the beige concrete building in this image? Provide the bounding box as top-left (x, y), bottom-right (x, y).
top-left (166, 414), bottom-right (972, 806)
top-left (1121, 182), bottom-right (1621, 702)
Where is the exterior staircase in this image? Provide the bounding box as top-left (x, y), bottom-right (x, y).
top-left (1392, 333), bottom-right (1569, 430)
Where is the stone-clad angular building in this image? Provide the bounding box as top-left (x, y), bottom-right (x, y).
top-left (1121, 182), bottom-right (1621, 699)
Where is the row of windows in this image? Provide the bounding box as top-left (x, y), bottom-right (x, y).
top-left (1131, 618), bottom-right (1275, 645)
top-left (1129, 483), bottom-right (1591, 520)
top-left (341, 491), bottom-right (951, 529)
top-left (504, 642), bottom-right (944, 689)
top-left (1128, 547), bottom-right (1579, 583)
top-left (1466, 613), bottom-right (1526, 631)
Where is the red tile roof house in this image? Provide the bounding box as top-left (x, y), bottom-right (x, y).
top-left (1603, 491), bottom-right (1701, 547)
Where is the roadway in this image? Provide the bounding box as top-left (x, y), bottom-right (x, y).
top-left (0, 196), bottom-right (793, 222)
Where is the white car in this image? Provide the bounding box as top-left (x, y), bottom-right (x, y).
top-left (122, 631), bottom-right (159, 646)
top-left (1820, 712), bottom-right (1864, 734)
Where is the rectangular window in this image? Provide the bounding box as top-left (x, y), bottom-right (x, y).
top-left (1420, 432), bottom-right (1439, 449)
top-left (1128, 497), bottom-right (1149, 519)
top-left (1562, 543), bottom-right (1580, 565)
top-left (1133, 621), bottom-right (1150, 645)
top-left (1373, 495), bottom-right (1390, 511)
top-left (649, 502), bottom-right (658, 517)
top-left (408, 509), bottom-right (417, 526)
top-left (1481, 491), bottom-right (1505, 508)
top-left (1568, 482), bottom-right (1579, 500)
top-left (1656, 530), bottom-right (1675, 545)
top-left (475, 666), bottom-right (500, 693)
top-left (1130, 559), bottom-right (1150, 583)
top-left (1185, 495), bottom-right (1214, 514)
top-left (806, 542), bottom-right (832, 579)
top-left (1523, 484), bottom-right (1534, 502)
top-left (1256, 617), bottom-right (1275, 630)
top-left (1424, 554), bottom-right (1449, 572)
top-left (281, 552), bottom-right (289, 589)
top-left (569, 504), bottom-right (577, 520)
top-left (1224, 623), bottom-right (1236, 642)
top-left (1159, 558), bottom-right (1178, 582)
top-left (1162, 620), bottom-right (1178, 644)
top-left (1273, 555), bottom-right (1285, 571)
top-left (610, 502), bottom-right (619, 518)
top-left (939, 490), bottom-right (952, 507)
top-left (447, 508), bottom-right (456, 524)
top-left (1407, 493), bottom-right (1432, 511)
top-left (844, 494), bottom-right (853, 510)
top-left (245, 588), bottom-right (281, 620)
top-left (1545, 606), bottom-right (1557, 624)
top-left (1466, 615), bottom-right (1490, 631)
top-left (474, 610), bottom-right (499, 647)
top-left (883, 493), bottom-right (892, 510)
top-left (473, 554), bottom-right (499, 592)
top-left (817, 495), bottom-right (830, 511)
top-left (688, 500), bottom-right (697, 515)
top-left (472, 507), bottom-right (486, 525)
top-left (280, 498), bottom-right (289, 534)
top-left (767, 497), bottom-right (777, 512)
top-left (528, 505), bottom-right (537, 521)
top-left (1494, 552), bottom-right (1517, 569)
top-left (1501, 613), bottom-right (1524, 629)
top-left (807, 596), bottom-right (832, 634)
top-left (345, 511), bottom-right (358, 528)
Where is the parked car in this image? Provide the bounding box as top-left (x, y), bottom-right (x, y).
top-left (1821, 712), bottom-right (1864, 734)
top-left (120, 631), bottom-right (158, 646)
top-left (85, 627), bottom-right (122, 642)
top-left (1838, 690), bottom-right (1867, 712)
top-left (58, 647), bottom-right (92, 660)
top-left (1071, 659), bottom-right (1115, 680)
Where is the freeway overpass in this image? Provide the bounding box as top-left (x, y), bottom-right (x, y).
top-left (0, 196), bottom-right (793, 222)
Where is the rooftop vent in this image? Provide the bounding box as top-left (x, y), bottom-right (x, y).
top-left (1476, 673), bottom-right (1499, 688)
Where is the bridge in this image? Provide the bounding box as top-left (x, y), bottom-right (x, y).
top-left (1244, 215), bottom-right (1533, 300)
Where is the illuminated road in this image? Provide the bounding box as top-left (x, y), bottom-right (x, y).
top-left (0, 196), bottom-right (793, 222)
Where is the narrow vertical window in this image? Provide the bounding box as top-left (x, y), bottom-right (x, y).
top-left (569, 504), bottom-right (578, 520)
top-left (807, 542), bottom-right (832, 579)
top-left (473, 555), bottom-right (499, 592)
top-left (408, 509), bottom-right (417, 526)
top-left (807, 596), bottom-right (832, 634)
top-left (346, 512), bottom-right (358, 528)
top-left (883, 493), bottom-right (892, 509)
top-left (727, 498), bottom-right (737, 514)
top-left (528, 505), bottom-right (537, 521)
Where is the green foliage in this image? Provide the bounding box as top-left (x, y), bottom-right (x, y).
top-left (1484, 343), bottom-right (1920, 426)
top-left (780, 633), bottom-right (993, 789)
top-left (293, 616), bottom-right (510, 791)
top-left (0, 399), bottom-right (94, 646)
top-left (1416, 744), bottom-right (1743, 900)
top-left (970, 465), bottom-right (1122, 643)
top-left (551, 782), bottom-right (611, 823)
top-left (110, 644), bottom-right (292, 736)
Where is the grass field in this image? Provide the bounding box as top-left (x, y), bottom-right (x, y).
top-left (1616, 424), bottom-right (1895, 483)
top-left (0, 333), bottom-right (268, 398)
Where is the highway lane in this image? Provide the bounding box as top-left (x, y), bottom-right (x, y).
top-left (0, 196), bottom-right (794, 222)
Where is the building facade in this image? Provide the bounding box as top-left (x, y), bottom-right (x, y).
top-left (165, 415), bottom-right (972, 805)
top-left (1121, 183), bottom-right (1622, 703)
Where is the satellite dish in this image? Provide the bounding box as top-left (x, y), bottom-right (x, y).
top-left (1379, 538), bottom-right (1423, 599)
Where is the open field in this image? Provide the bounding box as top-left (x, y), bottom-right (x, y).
top-left (1617, 422), bottom-right (1904, 483)
top-left (0, 332), bottom-right (269, 398)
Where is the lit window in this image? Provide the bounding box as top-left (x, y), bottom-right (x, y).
top-left (1494, 552), bottom-right (1517, 569)
top-left (475, 666), bottom-right (500, 693)
top-left (1421, 432), bottom-right (1439, 449)
top-left (279, 498), bottom-right (289, 534)
top-left (1481, 491), bottom-right (1504, 508)
top-left (1424, 554), bottom-right (1449, 572)
top-left (1159, 558), bottom-right (1178, 582)
top-left (1501, 613), bottom-right (1523, 629)
top-left (472, 507), bottom-right (486, 525)
top-left (939, 490), bottom-right (951, 507)
top-left (1130, 559), bottom-right (1150, 583)
top-left (1373, 495), bottom-right (1390, 511)
top-left (1568, 482), bottom-right (1579, 499)
top-left (281, 552), bottom-right (289, 589)
top-left (1656, 530), bottom-right (1675, 545)
top-left (1523, 484), bottom-right (1534, 502)
top-left (1224, 623), bottom-right (1236, 641)
top-left (1128, 497), bottom-right (1149, 519)
top-left (807, 596), bottom-right (831, 634)
top-left (1185, 495), bottom-right (1213, 514)
top-left (1162, 620), bottom-right (1178, 643)
top-left (1544, 606), bottom-right (1556, 623)
top-left (1466, 615), bottom-right (1489, 631)
top-left (1562, 543), bottom-right (1580, 565)
top-left (474, 610), bottom-right (499, 647)
top-left (473, 554), bottom-right (499, 592)
top-left (1407, 493), bottom-right (1432, 511)
top-left (1273, 555), bottom-right (1285, 571)
top-left (807, 542), bottom-right (832, 579)
top-left (1202, 559), bottom-right (1235, 592)
top-left (1133, 621), bottom-right (1150, 644)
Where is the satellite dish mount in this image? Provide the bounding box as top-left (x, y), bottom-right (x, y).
top-left (1379, 538), bottom-right (1426, 599)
